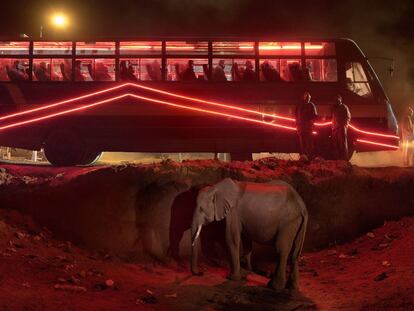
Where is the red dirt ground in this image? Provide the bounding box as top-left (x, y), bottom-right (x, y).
top-left (0, 208), bottom-right (413, 311)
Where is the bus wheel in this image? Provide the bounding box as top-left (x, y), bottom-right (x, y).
top-left (79, 151), bottom-right (102, 166)
top-left (44, 130), bottom-right (84, 166)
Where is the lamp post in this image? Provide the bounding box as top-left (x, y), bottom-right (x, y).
top-left (40, 13), bottom-right (69, 39)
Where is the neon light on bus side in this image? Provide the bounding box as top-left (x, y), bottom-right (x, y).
top-left (0, 93), bottom-right (297, 132)
top-left (0, 92), bottom-right (399, 150)
top-left (356, 139), bottom-right (399, 150)
top-left (0, 82), bottom-right (400, 140)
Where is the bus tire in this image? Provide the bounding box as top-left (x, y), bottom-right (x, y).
top-left (79, 151), bottom-right (102, 166)
top-left (44, 129), bottom-right (84, 166)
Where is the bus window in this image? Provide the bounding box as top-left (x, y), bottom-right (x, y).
top-left (213, 42), bottom-right (255, 56)
top-left (120, 41), bottom-right (162, 55)
top-left (345, 62), bottom-right (372, 97)
top-left (305, 59), bottom-right (337, 82)
top-left (0, 58), bottom-right (29, 81)
top-left (33, 42), bottom-right (72, 55)
top-left (259, 60), bottom-right (282, 82)
top-left (166, 42), bottom-right (208, 55)
top-left (258, 42), bottom-right (301, 56)
top-left (76, 42), bottom-right (115, 55)
top-left (166, 59), bottom-right (208, 81)
top-left (232, 59), bottom-right (256, 81)
top-left (33, 59), bottom-right (72, 81)
top-left (304, 42), bottom-right (336, 56)
top-left (0, 42), bottom-right (29, 55)
top-left (75, 59), bottom-right (115, 81)
top-left (279, 59), bottom-right (302, 82)
top-left (119, 58), bottom-right (161, 81)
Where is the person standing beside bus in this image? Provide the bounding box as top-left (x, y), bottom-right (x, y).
top-left (295, 91), bottom-right (318, 160)
top-left (402, 106), bottom-right (414, 166)
top-left (331, 94), bottom-right (351, 160)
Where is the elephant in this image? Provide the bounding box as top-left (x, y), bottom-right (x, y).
top-left (190, 178), bottom-right (308, 292)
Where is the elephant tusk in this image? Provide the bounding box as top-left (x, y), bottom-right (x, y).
top-left (192, 225), bottom-right (202, 247)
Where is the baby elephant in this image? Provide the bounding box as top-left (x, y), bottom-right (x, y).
top-left (191, 178), bottom-right (308, 292)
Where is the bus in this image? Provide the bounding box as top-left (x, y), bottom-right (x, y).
top-left (0, 38), bottom-right (399, 166)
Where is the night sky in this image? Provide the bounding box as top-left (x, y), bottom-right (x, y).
top-left (0, 0), bottom-right (413, 114)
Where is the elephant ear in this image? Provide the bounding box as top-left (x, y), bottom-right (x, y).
top-left (213, 178), bottom-right (240, 221)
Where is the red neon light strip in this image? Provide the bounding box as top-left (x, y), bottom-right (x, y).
top-left (314, 121), bottom-right (332, 126)
top-left (124, 83), bottom-right (296, 122)
top-left (356, 139), bottom-right (399, 150)
top-left (0, 94), bottom-right (129, 131)
top-left (350, 125), bottom-right (398, 139)
top-left (0, 83), bottom-right (130, 121)
top-left (314, 121), bottom-right (399, 139)
top-left (0, 94), bottom-right (297, 132)
top-left (0, 82), bottom-right (399, 140)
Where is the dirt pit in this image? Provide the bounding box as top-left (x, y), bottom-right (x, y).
top-left (0, 207), bottom-right (413, 310)
top-left (1, 158), bottom-right (414, 309)
top-left (1, 158), bottom-right (414, 260)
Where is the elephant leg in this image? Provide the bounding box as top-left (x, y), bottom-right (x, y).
top-left (242, 237), bottom-right (253, 271)
top-left (269, 225), bottom-right (297, 291)
top-left (287, 218), bottom-right (305, 293)
top-left (226, 224), bottom-right (241, 281)
top-left (286, 258), bottom-right (300, 294)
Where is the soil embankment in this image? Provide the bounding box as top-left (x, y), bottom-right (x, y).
top-left (0, 158), bottom-right (413, 260)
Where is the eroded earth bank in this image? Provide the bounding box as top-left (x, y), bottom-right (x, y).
top-left (0, 158), bottom-right (413, 310)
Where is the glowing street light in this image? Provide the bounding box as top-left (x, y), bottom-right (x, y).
top-left (51, 14), bottom-right (68, 28)
top-left (40, 13), bottom-right (69, 38)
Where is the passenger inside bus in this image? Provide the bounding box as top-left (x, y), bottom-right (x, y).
top-left (232, 62), bottom-right (241, 81)
top-left (119, 60), bottom-right (128, 80)
top-left (120, 60), bottom-right (137, 81)
top-left (303, 67), bottom-right (312, 81)
top-left (261, 60), bottom-right (281, 82)
top-left (128, 65), bottom-right (138, 81)
top-left (180, 60), bottom-right (197, 81)
top-left (60, 59), bottom-right (72, 81)
top-left (213, 60), bottom-right (227, 81)
top-left (74, 60), bottom-right (86, 81)
top-left (94, 62), bottom-right (112, 81)
top-left (289, 63), bottom-right (303, 82)
top-left (34, 62), bottom-right (50, 81)
top-left (146, 60), bottom-right (161, 81)
top-left (7, 60), bottom-right (28, 81)
top-left (242, 60), bottom-right (255, 81)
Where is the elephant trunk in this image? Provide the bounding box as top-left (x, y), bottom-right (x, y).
top-left (191, 223), bottom-right (203, 276)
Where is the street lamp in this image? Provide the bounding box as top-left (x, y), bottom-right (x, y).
top-left (40, 13), bottom-right (69, 39)
top-left (51, 14), bottom-right (68, 28)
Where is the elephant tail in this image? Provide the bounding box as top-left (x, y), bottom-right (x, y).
top-left (290, 203), bottom-right (308, 264)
